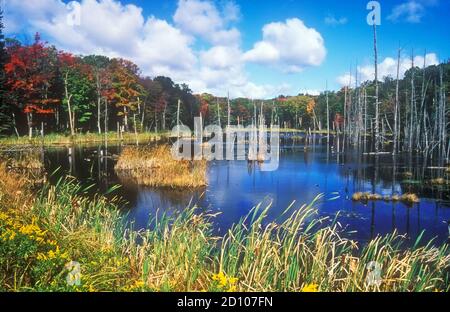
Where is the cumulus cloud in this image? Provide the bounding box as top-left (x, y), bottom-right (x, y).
top-left (4, 0), bottom-right (196, 70)
top-left (2, 0), bottom-right (315, 99)
top-left (173, 0), bottom-right (240, 46)
top-left (336, 73), bottom-right (354, 87)
top-left (337, 53), bottom-right (439, 86)
top-left (243, 18), bottom-right (326, 73)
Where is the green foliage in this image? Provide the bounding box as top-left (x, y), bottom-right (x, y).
top-left (62, 66), bottom-right (96, 125)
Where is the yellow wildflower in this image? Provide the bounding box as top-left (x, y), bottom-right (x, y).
top-left (213, 272), bottom-right (228, 287)
top-left (0, 212), bottom-right (8, 221)
top-left (302, 283), bottom-right (319, 292)
top-left (37, 253), bottom-right (48, 261)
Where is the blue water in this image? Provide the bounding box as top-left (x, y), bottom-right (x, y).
top-left (44, 142), bottom-right (450, 245)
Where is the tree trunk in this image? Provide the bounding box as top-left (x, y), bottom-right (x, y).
top-left (326, 81), bottom-right (330, 141)
top-left (27, 112), bottom-right (33, 139)
top-left (96, 71), bottom-right (102, 135)
top-left (373, 24), bottom-right (380, 153)
top-left (394, 48), bottom-right (401, 155)
top-left (64, 72), bottom-right (75, 136)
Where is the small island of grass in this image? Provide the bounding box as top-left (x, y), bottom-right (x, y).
top-left (115, 145), bottom-right (207, 188)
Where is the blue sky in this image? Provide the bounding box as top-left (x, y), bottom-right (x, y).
top-left (4, 0), bottom-right (450, 98)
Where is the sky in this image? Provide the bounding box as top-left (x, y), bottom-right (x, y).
top-left (3, 0), bottom-right (450, 99)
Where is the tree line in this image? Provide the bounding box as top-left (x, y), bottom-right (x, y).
top-left (0, 9), bottom-right (448, 154)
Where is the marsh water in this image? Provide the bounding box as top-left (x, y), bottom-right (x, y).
top-left (27, 135), bottom-right (450, 245)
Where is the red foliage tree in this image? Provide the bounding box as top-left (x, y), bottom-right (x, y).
top-left (5, 33), bottom-right (59, 137)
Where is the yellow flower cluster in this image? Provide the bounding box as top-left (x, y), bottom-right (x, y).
top-left (302, 283), bottom-right (319, 292)
top-left (122, 280), bottom-right (145, 292)
top-left (212, 272), bottom-right (239, 292)
top-left (1, 213), bottom-right (47, 243)
top-left (36, 246), bottom-right (69, 261)
top-left (0, 212), bottom-right (8, 221)
top-left (1, 228), bottom-right (16, 241)
top-left (1, 210), bottom-right (69, 263)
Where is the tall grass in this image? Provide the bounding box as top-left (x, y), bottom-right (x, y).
top-left (115, 145), bottom-right (207, 188)
top-left (0, 132), bottom-right (167, 147)
top-left (0, 163), bottom-right (449, 292)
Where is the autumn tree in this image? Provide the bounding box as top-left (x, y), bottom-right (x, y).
top-left (110, 58), bottom-right (142, 132)
top-left (5, 34), bottom-right (59, 138)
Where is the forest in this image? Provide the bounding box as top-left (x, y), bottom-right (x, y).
top-left (0, 32), bottom-right (319, 138)
top-left (1, 20), bottom-right (449, 156)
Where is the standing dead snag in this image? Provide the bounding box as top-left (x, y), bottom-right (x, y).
top-left (373, 23), bottom-right (380, 153)
top-left (394, 47), bottom-right (401, 155)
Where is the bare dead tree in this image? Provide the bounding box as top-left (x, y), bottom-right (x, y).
top-left (373, 23), bottom-right (380, 153)
top-left (394, 48), bottom-right (401, 155)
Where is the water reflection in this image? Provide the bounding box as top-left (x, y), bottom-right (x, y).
top-left (38, 137), bottom-right (450, 245)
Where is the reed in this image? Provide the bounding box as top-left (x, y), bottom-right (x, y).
top-left (115, 145), bottom-right (207, 188)
top-left (352, 192), bottom-right (420, 204)
top-left (2, 151), bottom-right (44, 170)
top-left (429, 178), bottom-right (448, 185)
top-left (0, 163), bottom-right (448, 292)
top-left (0, 132), bottom-right (166, 147)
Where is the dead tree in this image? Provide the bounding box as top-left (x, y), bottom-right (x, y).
top-left (373, 24), bottom-right (380, 153)
top-left (394, 48), bottom-right (401, 155)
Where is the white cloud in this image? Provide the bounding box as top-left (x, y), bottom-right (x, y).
top-left (387, 0), bottom-right (437, 23)
top-left (336, 73), bottom-right (354, 87)
top-left (3, 0), bottom-right (304, 99)
top-left (337, 53), bottom-right (439, 86)
top-left (173, 0), bottom-right (240, 46)
top-left (388, 1), bottom-right (424, 23)
top-left (222, 1), bottom-right (240, 23)
top-left (324, 15), bottom-right (348, 26)
top-left (200, 45), bottom-right (241, 70)
top-left (298, 89), bottom-right (321, 96)
top-left (243, 18), bottom-right (326, 73)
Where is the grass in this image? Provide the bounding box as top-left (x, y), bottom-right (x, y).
top-left (0, 162), bottom-right (449, 292)
top-left (0, 132), bottom-right (168, 147)
top-left (429, 178), bottom-right (448, 185)
top-left (1, 151), bottom-right (44, 170)
top-left (0, 152), bottom-right (46, 184)
top-left (115, 145), bottom-right (207, 188)
top-left (352, 192), bottom-right (420, 204)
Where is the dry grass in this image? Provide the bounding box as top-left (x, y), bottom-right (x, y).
top-left (1, 162), bottom-right (449, 292)
top-left (429, 178), bottom-right (448, 185)
top-left (115, 145), bottom-right (207, 188)
top-left (0, 132), bottom-right (167, 146)
top-left (2, 151), bottom-right (44, 170)
top-left (0, 162), bottom-right (33, 217)
top-left (352, 192), bottom-right (420, 204)
top-left (0, 152), bottom-right (46, 185)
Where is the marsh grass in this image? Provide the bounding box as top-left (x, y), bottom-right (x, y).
top-left (0, 163), bottom-right (449, 292)
top-left (352, 192), bottom-right (420, 204)
top-left (0, 132), bottom-right (166, 147)
top-left (115, 145), bottom-right (207, 188)
top-left (2, 151), bottom-right (44, 170)
top-left (429, 178), bottom-right (449, 185)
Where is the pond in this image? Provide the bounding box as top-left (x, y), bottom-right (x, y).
top-left (39, 136), bottom-right (450, 245)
